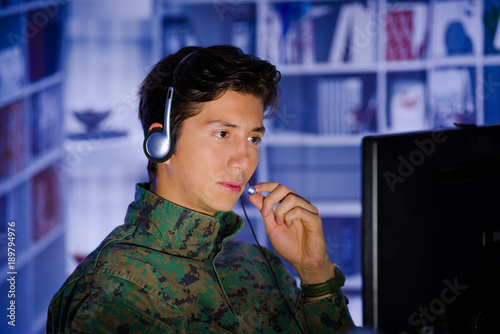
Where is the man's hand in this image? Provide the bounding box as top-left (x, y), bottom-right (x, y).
top-left (247, 182), bottom-right (335, 285)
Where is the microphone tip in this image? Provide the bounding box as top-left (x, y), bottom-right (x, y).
top-left (247, 186), bottom-right (257, 195)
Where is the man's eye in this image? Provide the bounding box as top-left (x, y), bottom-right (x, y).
top-left (248, 136), bottom-right (262, 144)
top-left (215, 131), bottom-right (229, 138)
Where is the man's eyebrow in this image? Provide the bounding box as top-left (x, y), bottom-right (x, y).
top-left (206, 120), bottom-right (266, 133)
top-left (253, 125), bottom-right (266, 134)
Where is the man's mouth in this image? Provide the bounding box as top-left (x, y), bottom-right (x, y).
top-left (218, 181), bottom-right (244, 194)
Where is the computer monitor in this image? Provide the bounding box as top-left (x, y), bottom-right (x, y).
top-left (362, 124), bottom-right (500, 333)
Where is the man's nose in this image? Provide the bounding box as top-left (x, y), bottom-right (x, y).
top-left (227, 140), bottom-right (251, 171)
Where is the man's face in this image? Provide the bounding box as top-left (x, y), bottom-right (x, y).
top-left (162, 90), bottom-right (265, 215)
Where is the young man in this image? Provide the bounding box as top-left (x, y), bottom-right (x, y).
top-left (47, 45), bottom-right (357, 333)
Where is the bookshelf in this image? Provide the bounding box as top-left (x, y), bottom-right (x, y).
top-left (0, 1), bottom-right (67, 333)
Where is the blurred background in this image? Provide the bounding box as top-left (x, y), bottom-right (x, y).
top-left (1, 0), bottom-right (500, 332)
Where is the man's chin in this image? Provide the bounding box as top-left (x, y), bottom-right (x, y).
top-left (213, 197), bottom-right (240, 213)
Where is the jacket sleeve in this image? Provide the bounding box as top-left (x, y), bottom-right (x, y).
top-left (300, 290), bottom-right (357, 333)
top-left (260, 247), bottom-right (358, 333)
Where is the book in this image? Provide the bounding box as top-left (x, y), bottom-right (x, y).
top-left (275, 216), bottom-right (361, 277)
top-left (32, 166), bottom-right (62, 241)
top-left (328, 0), bottom-right (376, 64)
top-left (28, 9), bottom-right (62, 82)
top-left (483, 66), bottom-right (500, 124)
top-left (31, 86), bottom-right (63, 157)
top-left (386, 3), bottom-right (428, 61)
top-left (275, 2), bottom-right (314, 64)
top-left (388, 78), bottom-right (427, 132)
top-left (484, 0), bottom-right (500, 54)
top-left (262, 5), bottom-right (283, 64)
top-left (163, 17), bottom-right (198, 57)
top-left (231, 20), bottom-right (255, 56)
top-left (318, 76), bottom-right (376, 135)
top-left (0, 46), bottom-right (25, 100)
top-left (264, 3), bottom-right (334, 64)
top-left (322, 217), bottom-right (361, 276)
top-left (0, 100), bottom-right (26, 179)
top-left (429, 67), bottom-right (475, 128)
top-left (431, 1), bottom-right (479, 57)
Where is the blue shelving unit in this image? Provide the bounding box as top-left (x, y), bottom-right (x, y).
top-left (0, 1), bottom-right (68, 333)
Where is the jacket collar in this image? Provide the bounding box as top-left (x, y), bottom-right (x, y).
top-left (124, 183), bottom-right (244, 261)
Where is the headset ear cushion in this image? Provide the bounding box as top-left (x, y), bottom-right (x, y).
top-left (143, 127), bottom-right (174, 164)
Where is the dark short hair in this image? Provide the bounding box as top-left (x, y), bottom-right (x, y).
top-left (138, 45), bottom-right (281, 182)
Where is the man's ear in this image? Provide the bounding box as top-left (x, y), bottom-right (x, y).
top-left (148, 122), bottom-right (163, 132)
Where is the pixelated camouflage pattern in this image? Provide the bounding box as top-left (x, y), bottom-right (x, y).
top-left (47, 183), bottom-right (357, 333)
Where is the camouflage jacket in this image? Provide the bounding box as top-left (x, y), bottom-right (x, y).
top-left (47, 183), bottom-right (356, 333)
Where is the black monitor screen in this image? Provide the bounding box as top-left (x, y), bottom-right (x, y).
top-left (362, 124), bottom-right (500, 334)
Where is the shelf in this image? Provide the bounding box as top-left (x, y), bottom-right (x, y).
top-left (0, 71), bottom-right (63, 110)
top-left (315, 200), bottom-right (361, 217)
top-left (262, 131), bottom-right (365, 147)
top-left (0, 147), bottom-right (64, 197)
top-left (481, 54), bottom-right (500, 66)
top-left (0, 2), bottom-right (67, 333)
top-left (0, 88), bottom-right (24, 111)
top-left (0, 0), bottom-right (63, 18)
top-left (63, 130), bottom-right (142, 152)
top-left (381, 59), bottom-right (430, 72)
top-left (26, 71), bottom-right (63, 97)
top-left (159, 0), bottom-right (256, 6)
top-left (277, 62), bottom-right (378, 75)
top-left (382, 56), bottom-right (485, 72)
